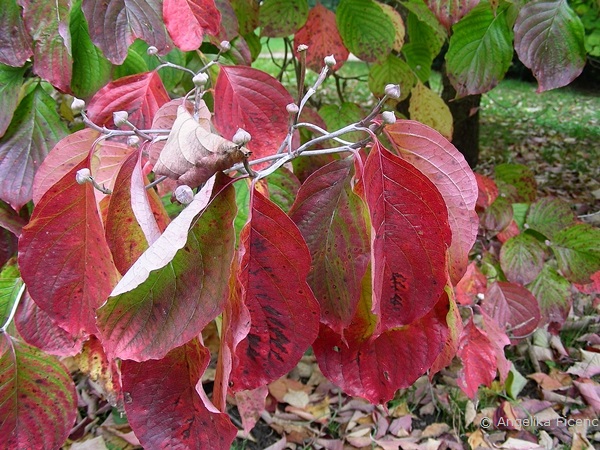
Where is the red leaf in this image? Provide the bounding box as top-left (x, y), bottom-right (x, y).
top-left (475, 173), bottom-right (498, 210)
top-left (20, 0), bottom-right (72, 92)
top-left (164, 0), bottom-right (221, 51)
top-left (313, 288), bottom-right (449, 405)
top-left (384, 120), bottom-right (478, 283)
top-left (0, 201), bottom-right (26, 237)
top-left (87, 72), bottom-right (170, 129)
top-left (480, 310), bottom-right (511, 382)
top-left (358, 139), bottom-right (452, 331)
top-left (456, 316), bottom-right (498, 398)
top-left (14, 291), bottom-right (84, 357)
top-left (97, 175), bottom-right (236, 361)
top-left (0, 1), bottom-right (32, 66)
top-left (482, 281), bottom-right (541, 341)
top-left (429, 294), bottom-right (463, 377)
top-left (105, 150), bottom-right (168, 274)
top-left (235, 386), bottom-right (269, 434)
top-left (427, 0), bottom-right (480, 30)
top-left (18, 159), bottom-right (120, 337)
top-left (454, 262), bottom-right (487, 305)
top-left (82, 0), bottom-right (172, 64)
top-left (74, 337), bottom-right (122, 406)
top-left (294, 4), bottom-right (349, 72)
top-left (289, 158), bottom-right (369, 335)
top-left (0, 334), bottom-right (77, 449)
top-left (122, 339), bottom-right (237, 450)
top-left (214, 65), bottom-right (294, 160)
top-left (229, 188), bottom-right (320, 390)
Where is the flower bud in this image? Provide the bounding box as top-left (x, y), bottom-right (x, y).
top-left (147, 46), bottom-right (159, 56)
top-left (384, 84), bottom-right (401, 99)
top-left (192, 72), bottom-right (209, 87)
top-left (220, 40), bottom-right (231, 52)
top-left (113, 111), bottom-right (129, 127)
top-left (324, 54), bottom-right (336, 68)
top-left (297, 44), bottom-right (308, 52)
top-left (175, 185), bottom-right (194, 205)
top-left (71, 97), bottom-right (85, 113)
top-left (127, 136), bottom-right (140, 147)
top-left (286, 103), bottom-right (299, 115)
top-left (76, 168), bottom-right (92, 185)
top-left (232, 128), bottom-right (251, 146)
top-left (382, 111), bottom-right (397, 125)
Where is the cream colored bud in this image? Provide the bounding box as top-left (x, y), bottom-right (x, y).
top-left (220, 41), bottom-right (231, 51)
top-left (192, 72), bottom-right (209, 87)
top-left (71, 97), bottom-right (85, 113)
top-left (175, 185), bottom-right (194, 205)
top-left (127, 136), bottom-right (140, 147)
top-left (382, 111), bottom-right (397, 125)
top-left (324, 55), bottom-right (336, 67)
top-left (113, 111), bottom-right (129, 127)
top-left (286, 103), bottom-right (299, 115)
top-left (76, 168), bottom-right (92, 185)
top-left (232, 128), bottom-right (251, 146)
top-left (147, 46), bottom-right (159, 56)
top-left (297, 44), bottom-right (308, 52)
top-left (384, 84), bottom-right (401, 99)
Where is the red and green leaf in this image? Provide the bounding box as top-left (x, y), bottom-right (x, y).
top-left (259, 0), bottom-right (309, 37)
top-left (82, 0), bottom-right (172, 64)
top-left (384, 120), bottom-right (478, 283)
top-left (550, 224), bottom-right (600, 284)
top-left (20, 0), bottom-right (72, 92)
top-left (0, 65), bottom-right (27, 137)
top-left (164, 0), bottom-right (221, 51)
top-left (121, 339), bottom-right (237, 450)
top-left (289, 158), bottom-right (369, 335)
top-left (0, 334), bottom-right (77, 449)
top-left (426, 0), bottom-right (480, 30)
top-left (500, 233), bottom-right (547, 285)
top-left (494, 163), bottom-right (537, 203)
top-left (358, 139), bottom-right (451, 331)
top-left (294, 4), bottom-right (349, 72)
top-left (336, 0), bottom-right (396, 63)
top-left (87, 71), bottom-right (170, 129)
top-left (0, 263), bottom-right (22, 328)
top-left (214, 65), bottom-right (293, 160)
top-left (18, 158), bottom-right (120, 337)
top-left (0, 1), bottom-right (32, 67)
top-left (514, 0), bottom-right (586, 92)
top-left (229, 188), bottom-right (320, 390)
top-left (97, 175), bottom-right (236, 361)
top-left (527, 264), bottom-right (571, 326)
top-left (0, 84), bottom-right (68, 211)
top-left (526, 197), bottom-right (576, 240)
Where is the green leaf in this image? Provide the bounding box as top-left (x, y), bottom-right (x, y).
top-left (0, 83), bottom-right (68, 210)
top-left (402, 42), bottom-right (432, 83)
top-left (505, 363), bottom-right (528, 399)
top-left (0, 263), bottom-right (22, 329)
top-left (337, 0), bottom-right (396, 63)
top-left (512, 203), bottom-right (529, 230)
top-left (551, 224), bottom-right (600, 284)
top-left (70, 0), bottom-right (112, 99)
top-left (403, 0), bottom-right (447, 55)
top-left (234, 179), bottom-right (250, 237)
top-left (368, 54), bottom-right (416, 101)
top-left (259, 0), bottom-right (309, 37)
top-left (128, 40), bottom-right (186, 92)
top-left (0, 64), bottom-right (27, 137)
top-left (112, 44), bottom-right (150, 80)
top-left (0, 334), bottom-right (77, 449)
top-left (500, 233), bottom-right (547, 285)
top-left (514, 0), bottom-right (586, 92)
top-left (445, 2), bottom-right (513, 98)
top-left (527, 263), bottom-right (571, 324)
top-left (267, 167), bottom-right (301, 212)
top-left (526, 197), bottom-right (576, 239)
top-left (494, 163), bottom-right (537, 203)
top-left (319, 102), bottom-right (367, 144)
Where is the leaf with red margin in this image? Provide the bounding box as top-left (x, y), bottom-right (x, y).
top-left (164, 0), bottom-right (221, 51)
top-left (313, 276), bottom-right (449, 405)
top-left (289, 158), bottom-right (369, 335)
top-left (82, 0), bottom-right (172, 64)
top-left (20, 0), bottom-right (72, 92)
top-left (426, 0), bottom-right (480, 30)
top-left (14, 291), bottom-right (84, 357)
top-left (294, 4), bottom-right (349, 72)
top-left (96, 174), bottom-right (236, 361)
top-left (454, 262), bottom-right (487, 305)
top-left (480, 310), bottom-right (511, 382)
top-left (475, 173), bottom-right (498, 210)
top-left (482, 281), bottom-right (541, 341)
top-left (384, 120), bottom-right (478, 283)
top-left (229, 188), bottom-right (320, 391)
top-left (0, 334), bottom-right (77, 449)
top-left (0, 1), bottom-right (32, 67)
top-left (0, 84), bottom-right (68, 211)
top-left (121, 339), bottom-right (237, 450)
top-left (74, 336), bottom-right (121, 406)
top-left (429, 291), bottom-right (462, 378)
top-left (105, 150), bottom-right (169, 274)
top-left (18, 158), bottom-right (120, 337)
top-left (357, 139), bottom-right (451, 332)
top-left (456, 316), bottom-right (498, 399)
top-left (87, 71), bottom-right (170, 129)
top-left (259, 0), bottom-right (308, 37)
top-left (213, 65), bottom-right (294, 160)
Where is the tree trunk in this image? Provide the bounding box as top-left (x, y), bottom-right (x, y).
top-left (441, 69), bottom-right (481, 168)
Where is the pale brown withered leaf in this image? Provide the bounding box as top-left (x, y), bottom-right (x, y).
top-left (154, 106), bottom-right (249, 187)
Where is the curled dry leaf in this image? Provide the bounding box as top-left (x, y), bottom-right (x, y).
top-left (153, 106), bottom-right (250, 187)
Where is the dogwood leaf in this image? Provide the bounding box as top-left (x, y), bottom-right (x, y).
top-left (154, 106), bottom-right (250, 187)
top-left (259, 0), bottom-right (308, 37)
top-left (122, 339), bottom-right (237, 449)
top-left (19, 158), bottom-right (120, 337)
top-left (0, 65), bottom-right (26, 137)
top-left (214, 65), bottom-right (293, 160)
top-left (358, 139), bottom-right (451, 332)
top-left (230, 188), bottom-right (320, 390)
top-left (87, 71), bottom-right (170, 129)
top-left (527, 264), bottom-right (571, 326)
top-left (408, 82), bottom-right (453, 139)
top-left (164, 0), bottom-right (221, 51)
top-left (526, 197), bottom-right (576, 239)
top-left (500, 233), bottom-right (547, 285)
top-left (426, 0), bottom-right (480, 30)
top-left (550, 224), bottom-right (600, 284)
top-left (0, 0), bottom-right (32, 67)
top-left (0, 334), bottom-right (77, 450)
